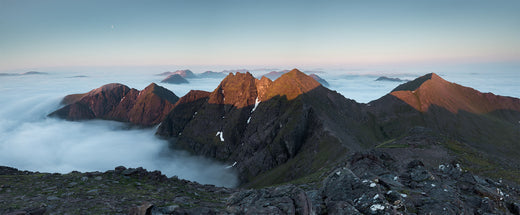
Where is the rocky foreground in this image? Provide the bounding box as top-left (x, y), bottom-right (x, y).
top-left (2, 149), bottom-right (520, 214)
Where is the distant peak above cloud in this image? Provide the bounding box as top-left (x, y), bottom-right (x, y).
top-left (387, 73), bottom-right (520, 113)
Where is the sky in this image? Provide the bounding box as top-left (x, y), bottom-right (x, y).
top-left (1, 0), bottom-right (520, 71)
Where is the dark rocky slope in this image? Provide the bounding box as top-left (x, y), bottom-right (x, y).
top-left (49, 83), bottom-right (179, 126)
top-left (157, 69), bottom-right (378, 186)
top-left (3, 147), bottom-right (520, 214)
top-left (368, 73), bottom-right (520, 182)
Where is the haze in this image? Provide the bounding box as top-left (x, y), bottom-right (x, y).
top-left (1, 0), bottom-right (519, 71)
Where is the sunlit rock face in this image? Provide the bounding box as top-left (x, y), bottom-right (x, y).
top-left (49, 83), bottom-right (179, 126)
top-left (157, 69), bottom-right (376, 186)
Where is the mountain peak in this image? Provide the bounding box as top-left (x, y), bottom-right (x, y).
top-left (388, 73), bottom-right (520, 113)
top-left (391, 73), bottom-right (441, 92)
top-left (161, 74), bottom-right (189, 84)
top-left (49, 83), bottom-right (178, 126)
top-left (141, 83), bottom-right (179, 104)
top-left (265, 68), bottom-right (321, 100)
top-left (208, 72), bottom-right (258, 108)
top-left (88, 83), bottom-right (129, 96)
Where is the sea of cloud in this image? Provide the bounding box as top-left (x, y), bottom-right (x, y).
top-left (0, 65), bottom-right (518, 188)
top-left (0, 71), bottom-right (237, 187)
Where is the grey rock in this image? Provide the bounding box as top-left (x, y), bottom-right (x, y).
top-left (86, 189), bottom-right (98, 194)
top-left (227, 184), bottom-right (312, 215)
top-left (46, 196), bottom-right (60, 201)
top-left (129, 202), bottom-right (153, 215)
top-left (151, 205), bottom-right (179, 214)
top-left (508, 202), bottom-right (520, 215)
top-left (327, 201), bottom-right (362, 214)
top-left (115, 166), bottom-right (127, 172)
top-left (122, 168), bottom-right (138, 176)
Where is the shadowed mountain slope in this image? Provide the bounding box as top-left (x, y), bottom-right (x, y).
top-left (369, 73), bottom-right (520, 181)
top-left (157, 69), bottom-right (378, 186)
top-left (49, 83), bottom-right (179, 126)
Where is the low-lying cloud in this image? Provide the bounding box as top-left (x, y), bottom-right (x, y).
top-left (1, 66), bottom-right (518, 188)
top-left (0, 73), bottom-right (237, 187)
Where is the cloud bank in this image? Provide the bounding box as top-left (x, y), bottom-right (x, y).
top-left (0, 66), bottom-right (518, 188)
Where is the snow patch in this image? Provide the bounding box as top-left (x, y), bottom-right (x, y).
top-left (247, 116), bottom-right (251, 124)
top-left (400, 193), bottom-right (407, 198)
top-left (393, 176), bottom-right (398, 181)
top-left (431, 184), bottom-right (436, 187)
top-left (251, 97), bottom-right (260, 113)
top-left (373, 194), bottom-right (379, 199)
top-left (370, 204), bottom-right (385, 211)
top-left (216, 131), bottom-right (224, 142)
top-left (369, 182), bottom-right (376, 188)
top-left (456, 163), bottom-right (462, 172)
top-left (225, 161), bottom-right (237, 169)
top-left (335, 171), bottom-right (341, 176)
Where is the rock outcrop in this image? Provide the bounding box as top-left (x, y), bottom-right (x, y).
top-left (157, 69), bottom-right (377, 186)
top-left (49, 83), bottom-right (179, 126)
top-left (161, 74), bottom-right (189, 84)
top-left (3, 149), bottom-right (520, 214)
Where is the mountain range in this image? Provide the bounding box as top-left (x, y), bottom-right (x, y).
top-left (39, 69), bottom-right (520, 214)
top-left (49, 83), bottom-right (179, 126)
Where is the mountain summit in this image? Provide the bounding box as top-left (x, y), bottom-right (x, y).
top-left (157, 69), bottom-right (374, 186)
top-left (389, 73), bottom-right (520, 113)
top-left (369, 73), bottom-right (520, 181)
top-left (49, 83), bottom-right (179, 126)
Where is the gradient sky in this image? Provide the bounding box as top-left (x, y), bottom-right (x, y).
top-left (1, 0), bottom-right (519, 71)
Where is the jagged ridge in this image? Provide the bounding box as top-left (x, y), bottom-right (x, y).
top-left (49, 83), bottom-right (179, 126)
top-left (157, 69), bottom-right (377, 186)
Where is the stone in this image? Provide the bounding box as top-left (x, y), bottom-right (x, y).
top-left (227, 184), bottom-right (312, 214)
top-left (129, 202), bottom-right (153, 215)
top-left (46, 196), bottom-right (60, 201)
top-left (122, 168), bottom-right (138, 176)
